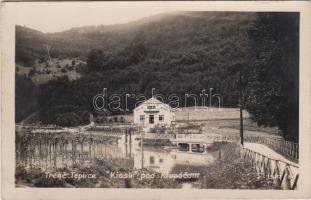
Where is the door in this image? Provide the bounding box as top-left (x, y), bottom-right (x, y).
top-left (149, 115), bottom-right (154, 124)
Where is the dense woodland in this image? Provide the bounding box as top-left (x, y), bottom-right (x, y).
top-left (15, 12), bottom-right (299, 142)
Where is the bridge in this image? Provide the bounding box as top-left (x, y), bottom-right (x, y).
top-left (241, 143), bottom-right (299, 190)
top-left (135, 132), bottom-right (299, 189)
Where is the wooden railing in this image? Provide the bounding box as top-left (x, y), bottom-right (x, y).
top-left (244, 136), bottom-right (299, 161)
top-left (241, 147), bottom-right (299, 190)
top-left (88, 126), bottom-right (135, 132)
top-left (141, 133), bottom-right (176, 140)
top-left (175, 133), bottom-right (218, 141)
top-left (140, 133), bottom-right (226, 141)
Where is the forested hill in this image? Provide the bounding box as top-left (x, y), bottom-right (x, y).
top-left (16, 12), bottom-right (255, 65)
top-left (16, 12), bottom-right (256, 104)
top-left (15, 12), bottom-right (299, 142)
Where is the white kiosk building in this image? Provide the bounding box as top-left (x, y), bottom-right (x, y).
top-left (133, 97), bottom-right (175, 128)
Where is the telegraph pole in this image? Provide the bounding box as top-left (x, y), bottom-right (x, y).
top-left (239, 71), bottom-right (244, 146)
top-left (141, 134), bottom-right (144, 169)
top-left (209, 88), bottom-right (213, 109)
top-left (187, 110), bottom-right (189, 134)
top-left (45, 45), bottom-right (52, 65)
top-left (141, 128), bottom-right (144, 169)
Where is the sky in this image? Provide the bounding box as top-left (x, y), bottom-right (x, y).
top-left (7, 2), bottom-right (183, 33)
top-left (4, 2), bottom-right (301, 33)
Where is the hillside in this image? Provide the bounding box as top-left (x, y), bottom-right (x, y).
top-left (16, 11), bottom-right (256, 103)
top-left (16, 12), bottom-right (256, 66)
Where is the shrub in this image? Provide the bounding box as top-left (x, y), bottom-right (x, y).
top-left (34, 177), bottom-right (66, 187)
top-left (28, 68), bottom-right (36, 77)
top-left (55, 112), bottom-right (83, 127)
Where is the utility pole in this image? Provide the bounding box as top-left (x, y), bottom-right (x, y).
top-left (129, 128), bottom-right (132, 144)
top-left (45, 45), bottom-right (52, 65)
top-left (187, 110), bottom-right (189, 134)
top-left (129, 128), bottom-right (132, 158)
top-left (239, 71), bottom-right (244, 146)
top-left (209, 88), bottom-right (213, 109)
top-left (141, 133), bottom-right (144, 169)
top-left (125, 129), bottom-right (128, 144)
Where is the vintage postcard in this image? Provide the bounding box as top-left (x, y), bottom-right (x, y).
top-left (1, 1), bottom-right (311, 200)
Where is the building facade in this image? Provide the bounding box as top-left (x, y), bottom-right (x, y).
top-left (133, 97), bottom-right (175, 128)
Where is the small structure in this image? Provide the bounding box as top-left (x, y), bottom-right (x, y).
top-left (133, 97), bottom-right (175, 129)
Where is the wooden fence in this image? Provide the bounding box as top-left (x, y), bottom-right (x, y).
top-left (241, 147), bottom-right (299, 190)
top-left (141, 133), bottom-right (176, 140)
top-left (244, 136), bottom-right (299, 161)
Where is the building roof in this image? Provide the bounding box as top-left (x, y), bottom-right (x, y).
top-left (134, 97), bottom-right (171, 111)
top-left (141, 97), bottom-right (164, 104)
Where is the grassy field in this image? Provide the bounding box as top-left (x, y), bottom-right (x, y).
top-left (112, 107), bottom-right (281, 137)
top-left (21, 107), bottom-right (281, 138)
top-left (177, 107), bottom-right (280, 137)
top-left (175, 107), bottom-right (250, 121)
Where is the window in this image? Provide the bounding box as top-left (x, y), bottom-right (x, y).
top-left (140, 115), bottom-right (145, 122)
top-left (178, 143), bottom-right (190, 151)
top-left (159, 115), bottom-right (164, 121)
top-left (147, 106), bottom-right (156, 109)
top-left (191, 144), bottom-right (205, 153)
top-left (150, 156), bottom-right (155, 165)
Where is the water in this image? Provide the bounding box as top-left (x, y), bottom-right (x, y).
top-left (15, 130), bottom-right (241, 188)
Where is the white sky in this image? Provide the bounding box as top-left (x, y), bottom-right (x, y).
top-left (5, 2), bottom-right (183, 33)
top-left (3, 2), bottom-right (304, 33)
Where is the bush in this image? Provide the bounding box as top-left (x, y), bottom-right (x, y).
top-left (67, 65), bottom-right (74, 71)
top-left (76, 63), bottom-right (88, 74)
top-left (55, 112), bottom-right (83, 127)
top-left (28, 68), bottom-right (36, 77)
top-left (34, 177), bottom-right (66, 187)
top-left (72, 60), bottom-right (76, 66)
top-left (40, 105), bottom-right (90, 127)
top-left (16, 166), bottom-right (46, 184)
top-left (38, 57), bottom-right (46, 63)
top-left (15, 166), bottom-right (28, 180)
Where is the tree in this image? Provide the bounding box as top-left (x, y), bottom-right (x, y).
top-left (126, 31), bottom-right (148, 65)
top-left (86, 49), bottom-right (105, 72)
top-left (15, 48), bottom-right (36, 67)
top-left (226, 25), bottom-right (252, 145)
top-left (72, 60), bottom-right (76, 66)
top-left (55, 112), bottom-right (83, 127)
top-left (246, 13), bottom-right (299, 142)
top-left (15, 75), bottom-right (38, 122)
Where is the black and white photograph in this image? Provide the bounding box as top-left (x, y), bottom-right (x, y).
top-left (1, 1), bottom-right (311, 199)
top-left (13, 7), bottom-right (300, 190)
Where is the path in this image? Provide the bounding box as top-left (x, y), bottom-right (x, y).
top-left (244, 142), bottom-right (298, 167)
